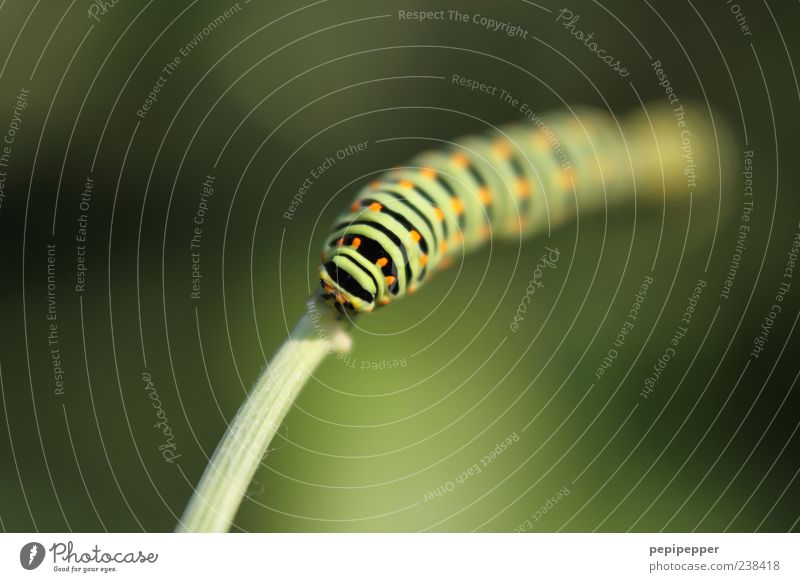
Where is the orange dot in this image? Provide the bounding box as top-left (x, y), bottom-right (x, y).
top-left (516, 179), bottom-right (531, 198)
top-left (434, 207), bottom-right (445, 221)
top-left (336, 238), bottom-right (344, 247)
top-left (421, 168), bottom-right (437, 179)
top-left (369, 180), bottom-right (381, 188)
top-left (351, 237), bottom-right (361, 249)
top-left (508, 217), bottom-right (523, 232)
top-left (559, 168), bottom-right (576, 188)
top-left (376, 257), bottom-right (388, 267)
top-left (408, 285), bottom-right (417, 294)
top-left (452, 153), bottom-right (469, 168)
top-left (350, 202), bottom-right (360, 212)
top-left (451, 198), bottom-right (464, 214)
top-left (379, 297), bottom-right (391, 305)
top-left (440, 241), bottom-right (448, 253)
top-left (399, 179), bottom-right (414, 189)
top-left (454, 232), bottom-right (464, 244)
top-left (533, 132), bottom-right (550, 150)
top-left (323, 285), bottom-right (334, 293)
top-left (410, 230), bottom-right (421, 243)
top-left (385, 275), bottom-right (397, 286)
top-left (478, 187), bottom-right (492, 205)
top-left (493, 140), bottom-right (511, 158)
top-left (335, 294), bottom-right (347, 304)
top-left (419, 254), bottom-right (428, 267)
top-left (369, 202), bottom-right (383, 212)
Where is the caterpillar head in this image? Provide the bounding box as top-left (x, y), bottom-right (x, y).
top-left (318, 259), bottom-right (376, 315)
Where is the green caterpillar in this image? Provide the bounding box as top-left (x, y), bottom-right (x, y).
top-left (319, 104), bottom-right (726, 314)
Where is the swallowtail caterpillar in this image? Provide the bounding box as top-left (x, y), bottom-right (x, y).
top-left (319, 103), bottom-right (729, 314)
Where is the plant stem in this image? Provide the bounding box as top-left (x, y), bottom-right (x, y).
top-left (176, 296), bottom-right (351, 533)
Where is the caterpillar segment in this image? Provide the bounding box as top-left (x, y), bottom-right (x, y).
top-left (319, 104), bottom-right (729, 315)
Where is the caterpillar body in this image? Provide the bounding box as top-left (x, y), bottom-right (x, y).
top-left (318, 104), bottom-right (726, 314)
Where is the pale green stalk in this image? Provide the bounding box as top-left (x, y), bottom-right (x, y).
top-left (177, 296), bottom-right (350, 533)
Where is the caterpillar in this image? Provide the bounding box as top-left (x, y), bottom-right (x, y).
top-left (318, 104), bottom-right (727, 314)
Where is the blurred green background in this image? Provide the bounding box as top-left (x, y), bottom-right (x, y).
top-left (0, 0), bottom-right (798, 532)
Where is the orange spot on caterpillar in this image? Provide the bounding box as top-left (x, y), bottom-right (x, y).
top-left (493, 140), bottom-right (511, 158)
top-left (323, 285), bottom-right (334, 293)
top-left (350, 201), bottom-right (360, 212)
top-left (399, 179), bottom-right (414, 189)
top-left (420, 168), bottom-right (437, 179)
top-left (516, 179), bottom-right (532, 198)
top-left (451, 153), bottom-right (469, 168)
top-left (385, 275), bottom-right (397, 286)
top-left (559, 168), bottom-right (576, 188)
top-left (351, 237), bottom-right (361, 249)
top-left (478, 187), bottom-right (492, 205)
top-left (335, 294), bottom-right (347, 304)
top-left (507, 217), bottom-right (524, 233)
top-left (419, 254), bottom-right (428, 267)
top-left (376, 257), bottom-right (388, 267)
top-left (439, 256), bottom-right (453, 270)
top-left (451, 198), bottom-right (464, 214)
top-left (336, 237), bottom-right (345, 247)
top-left (434, 207), bottom-right (445, 221)
top-left (408, 285), bottom-right (417, 294)
top-left (410, 230), bottom-right (421, 243)
top-left (532, 131), bottom-right (550, 150)
top-left (454, 231), bottom-right (464, 244)
top-left (379, 297), bottom-right (391, 305)
top-left (369, 180), bottom-right (381, 188)
top-left (440, 241), bottom-right (448, 253)
top-left (369, 202), bottom-right (383, 212)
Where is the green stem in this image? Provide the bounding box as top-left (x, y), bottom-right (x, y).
top-left (177, 296), bottom-right (351, 533)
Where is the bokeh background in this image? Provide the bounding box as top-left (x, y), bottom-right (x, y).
top-left (0, 0), bottom-right (798, 532)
